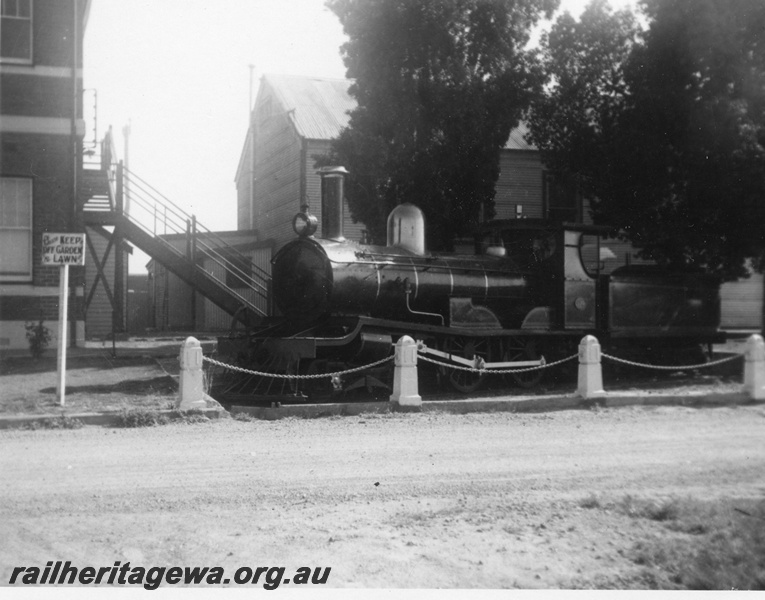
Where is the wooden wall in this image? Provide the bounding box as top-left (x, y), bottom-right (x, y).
top-left (84, 227), bottom-right (128, 338)
top-left (304, 140), bottom-right (365, 244)
top-left (495, 151), bottom-right (545, 221)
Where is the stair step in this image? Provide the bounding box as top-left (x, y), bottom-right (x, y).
top-left (80, 170), bottom-right (111, 197)
top-left (81, 176), bottom-right (269, 323)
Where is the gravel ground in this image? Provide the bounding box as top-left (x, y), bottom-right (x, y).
top-left (1, 405), bottom-right (764, 589)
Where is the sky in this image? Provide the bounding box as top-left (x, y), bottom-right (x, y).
top-left (83, 0), bottom-right (636, 272)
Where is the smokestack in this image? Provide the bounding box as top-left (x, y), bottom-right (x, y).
top-left (319, 166), bottom-right (348, 241)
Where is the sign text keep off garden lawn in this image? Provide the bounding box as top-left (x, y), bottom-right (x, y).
top-left (42, 232), bottom-right (86, 407)
top-left (42, 232), bottom-right (86, 266)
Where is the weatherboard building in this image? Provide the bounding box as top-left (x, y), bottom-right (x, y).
top-left (233, 73), bottom-right (762, 331)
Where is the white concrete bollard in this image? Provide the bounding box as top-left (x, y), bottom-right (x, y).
top-left (743, 334), bottom-right (765, 400)
top-left (177, 336), bottom-right (209, 410)
top-left (389, 335), bottom-right (422, 406)
top-left (577, 335), bottom-right (606, 398)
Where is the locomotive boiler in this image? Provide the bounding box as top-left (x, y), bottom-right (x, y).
top-left (220, 167), bottom-right (724, 398)
top-left (272, 212), bottom-right (533, 331)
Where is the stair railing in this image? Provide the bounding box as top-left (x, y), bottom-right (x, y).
top-left (116, 165), bottom-right (271, 316)
top-left (125, 169), bottom-right (270, 300)
top-left (82, 126), bottom-right (119, 211)
top-left (84, 126), bottom-right (272, 319)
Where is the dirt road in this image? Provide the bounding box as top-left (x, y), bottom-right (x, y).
top-left (1, 405), bottom-right (764, 589)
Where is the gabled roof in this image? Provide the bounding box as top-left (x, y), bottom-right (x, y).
top-left (504, 120), bottom-right (536, 151)
top-left (240, 73), bottom-right (535, 179)
top-left (262, 74), bottom-right (355, 140)
top-left (261, 73), bottom-right (535, 149)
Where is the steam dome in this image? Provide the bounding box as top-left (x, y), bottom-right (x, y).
top-left (387, 203), bottom-right (425, 255)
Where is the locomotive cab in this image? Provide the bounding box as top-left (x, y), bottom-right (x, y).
top-left (474, 220), bottom-right (610, 331)
top-left (474, 220), bottom-right (723, 342)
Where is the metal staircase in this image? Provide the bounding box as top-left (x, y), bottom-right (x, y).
top-left (81, 131), bottom-right (270, 329)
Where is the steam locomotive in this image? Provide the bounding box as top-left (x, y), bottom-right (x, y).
top-left (219, 168), bottom-right (723, 398)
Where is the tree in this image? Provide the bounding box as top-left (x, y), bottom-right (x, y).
top-left (528, 0), bottom-right (639, 181)
top-left (325, 0), bottom-right (558, 250)
top-left (528, 0), bottom-right (765, 280)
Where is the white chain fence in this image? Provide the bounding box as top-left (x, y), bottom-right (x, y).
top-left (200, 342), bottom-right (742, 381)
top-left (601, 352), bottom-right (742, 371)
top-left (202, 354), bottom-right (394, 380)
top-left (421, 350), bottom-right (742, 375)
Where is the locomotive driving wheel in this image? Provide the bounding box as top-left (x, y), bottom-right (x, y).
top-left (502, 337), bottom-right (543, 389)
top-left (298, 358), bottom-right (336, 399)
top-left (441, 336), bottom-right (489, 394)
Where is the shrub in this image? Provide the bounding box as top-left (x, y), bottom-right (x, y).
top-left (25, 320), bottom-right (51, 359)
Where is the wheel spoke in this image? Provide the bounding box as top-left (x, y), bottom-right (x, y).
top-left (444, 336), bottom-right (487, 394)
top-left (503, 337), bottom-right (543, 389)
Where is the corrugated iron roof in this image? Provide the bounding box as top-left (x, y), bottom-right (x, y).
top-left (504, 120), bottom-right (536, 151)
top-left (263, 74), bottom-right (355, 140)
top-left (261, 73), bottom-right (535, 149)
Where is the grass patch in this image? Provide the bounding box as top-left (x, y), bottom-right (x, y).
top-left (579, 493), bottom-right (602, 509)
top-left (618, 495), bottom-right (679, 522)
top-left (624, 497), bottom-right (765, 590)
top-left (20, 415), bottom-right (83, 430)
top-left (232, 411), bottom-right (255, 422)
top-left (117, 408), bottom-right (170, 428)
top-left (175, 410), bottom-right (212, 425)
top-left (116, 408), bottom-right (212, 428)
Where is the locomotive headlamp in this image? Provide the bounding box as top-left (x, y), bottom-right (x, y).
top-left (293, 211), bottom-right (318, 237)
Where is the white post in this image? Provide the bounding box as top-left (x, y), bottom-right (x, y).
top-left (390, 335), bottom-right (422, 406)
top-left (55, 264), bottom-right (70, 406)
top-left (177, 336), bottom-right (208, 410)
top-left (577, 335), bottom-right (606, 398)
top-left (744, 334), bottom-right (765, 400)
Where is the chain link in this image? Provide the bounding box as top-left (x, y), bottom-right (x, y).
top-left (419, 350), bottom-right (742, 374)
top-left (601, 352), bottom-right (742, 371)
top-left (202, 354), bottom-right (394, 380)
top-left (201, 346), bottom-right (741, 380)
top-left (417, 352), bottom-right (579, 374)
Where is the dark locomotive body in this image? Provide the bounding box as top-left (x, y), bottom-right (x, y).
top-left (271, 236), bottom-right (533, 330)
top-left (219, 170), bottom-right (723, 398)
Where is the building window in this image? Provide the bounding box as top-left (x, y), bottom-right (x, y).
top-left (1, 0), bottom-right (32, 63)
top-left (0, 177), bottom-right (33, 281)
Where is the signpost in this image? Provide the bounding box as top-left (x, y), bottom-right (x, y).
top-left (42, 232), bottom-right (86, 406)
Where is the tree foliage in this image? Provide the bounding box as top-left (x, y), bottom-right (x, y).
top-left (325, 0), bottom-right (558, 250)
top-left (528, 0), bottom-right (765, 279)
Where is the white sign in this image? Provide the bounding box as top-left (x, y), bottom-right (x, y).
top-left (42, 232), bottom-right (86, 266)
